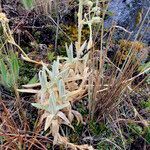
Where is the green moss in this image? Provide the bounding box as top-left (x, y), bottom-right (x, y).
top-left (61, 24), bottom-right (90, 44)
top-left (69, 133), bottom-right (79, 143)
top-left (75, 102), bottom-right (88, 116)
top-left (97, 135), bottom-right (125, 150)
top-left (69, 122), bottom-right (83, 143)
top-left (116, 40), bottom-right (144, 65)
top-left (47, 52), bottom-right (56, 62)
top-left (89, 120), bottom-right (108, 136)
top-left (127, 123), bottom-right (144, 141)
top-left (140, 99), bottom-right (150, 110)
top-left (135, 9), bottom-right (143, 26)
top-left (97, 142), bottom-right (116, 150)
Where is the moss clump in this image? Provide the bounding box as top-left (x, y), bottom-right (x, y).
top-left (62, 24), bottom-right (90, 43)
top-left (89, 121), bottom-right (108, 136)
top-left (116, 40), bottom-right (144, 65)
top-left (140, 99), bottom-right (150, 110)
top-left (135, 9), bottom-right (143, 26)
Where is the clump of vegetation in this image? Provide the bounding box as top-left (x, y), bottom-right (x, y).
top-left (115, 40), bottom-right (145, 65)
top-left (0, 52), bottom-right (19, 91)
top-left (0, 0), bottom-right (149, 149)
top-left (62, 24), bottom-right (90, 43)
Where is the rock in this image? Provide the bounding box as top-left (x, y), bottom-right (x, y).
top-left (105, 0), bottom-right (150, 45)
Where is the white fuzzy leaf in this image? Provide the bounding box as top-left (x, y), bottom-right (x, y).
top-left (58, 79), bottom-right (66, 99)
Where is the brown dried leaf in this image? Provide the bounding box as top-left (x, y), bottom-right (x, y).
top-left (68, 110), bottom-right (74, 122)
top-left (72, 110), bottom-right (84, 125)
top-left (44, 114), bottom-right (54, 131)
top-left (66, 81), bottom-right (78, 91)
top-left (17, 89), bottom-right (39, 93)
top-left (51, 120), bottom-right (60, 144)
top-left (22, 83), bottom-right (40, 88)
top-left (57, 111), bottom-right (74, 130)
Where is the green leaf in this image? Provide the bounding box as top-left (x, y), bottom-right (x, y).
top-left (145, 127), bottom-right (150, 144)
top-left (9, 53), bottom-right (19, 83)
top-left (21, 0), bottom-right (34, 10)
top-left (0, 59), bottom-right (7, 84)
top-left (48, 52), bottom-right (55, 61)
top-left (140, 100), bottom-right (150, 109)
top-left (12, 54), bottom-right (19, 77)
top-left (6, 73), bottom-right (13, 88)
top-left (139, 62), bottom-right (150, 72)
top-left (28, 74), bottom-right (38, 84)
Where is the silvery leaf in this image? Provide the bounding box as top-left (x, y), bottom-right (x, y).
top-left (58, 79), bottom-right (66, 99)
top-left (32, 103), bottom-right (49, 111)
top-left (39, 70), bottom-right (47, 89)
top-left (66, 43), bottom-right (74, 61)
top-left (52, 60), bottom-right (59, 76)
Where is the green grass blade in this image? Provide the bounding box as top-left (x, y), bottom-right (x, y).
top-left (10, 53), bottom-right (19, 79)
top-left (0, 59), bottom-right (7, 84)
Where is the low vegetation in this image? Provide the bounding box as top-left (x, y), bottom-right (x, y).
top-left (0, 0), bottom-right (149, 149)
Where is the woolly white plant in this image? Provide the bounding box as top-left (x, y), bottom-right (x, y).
top-left (18, 43), bottom-right (92, 149)
top-left (17, 0), bottom-right (103, 149)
